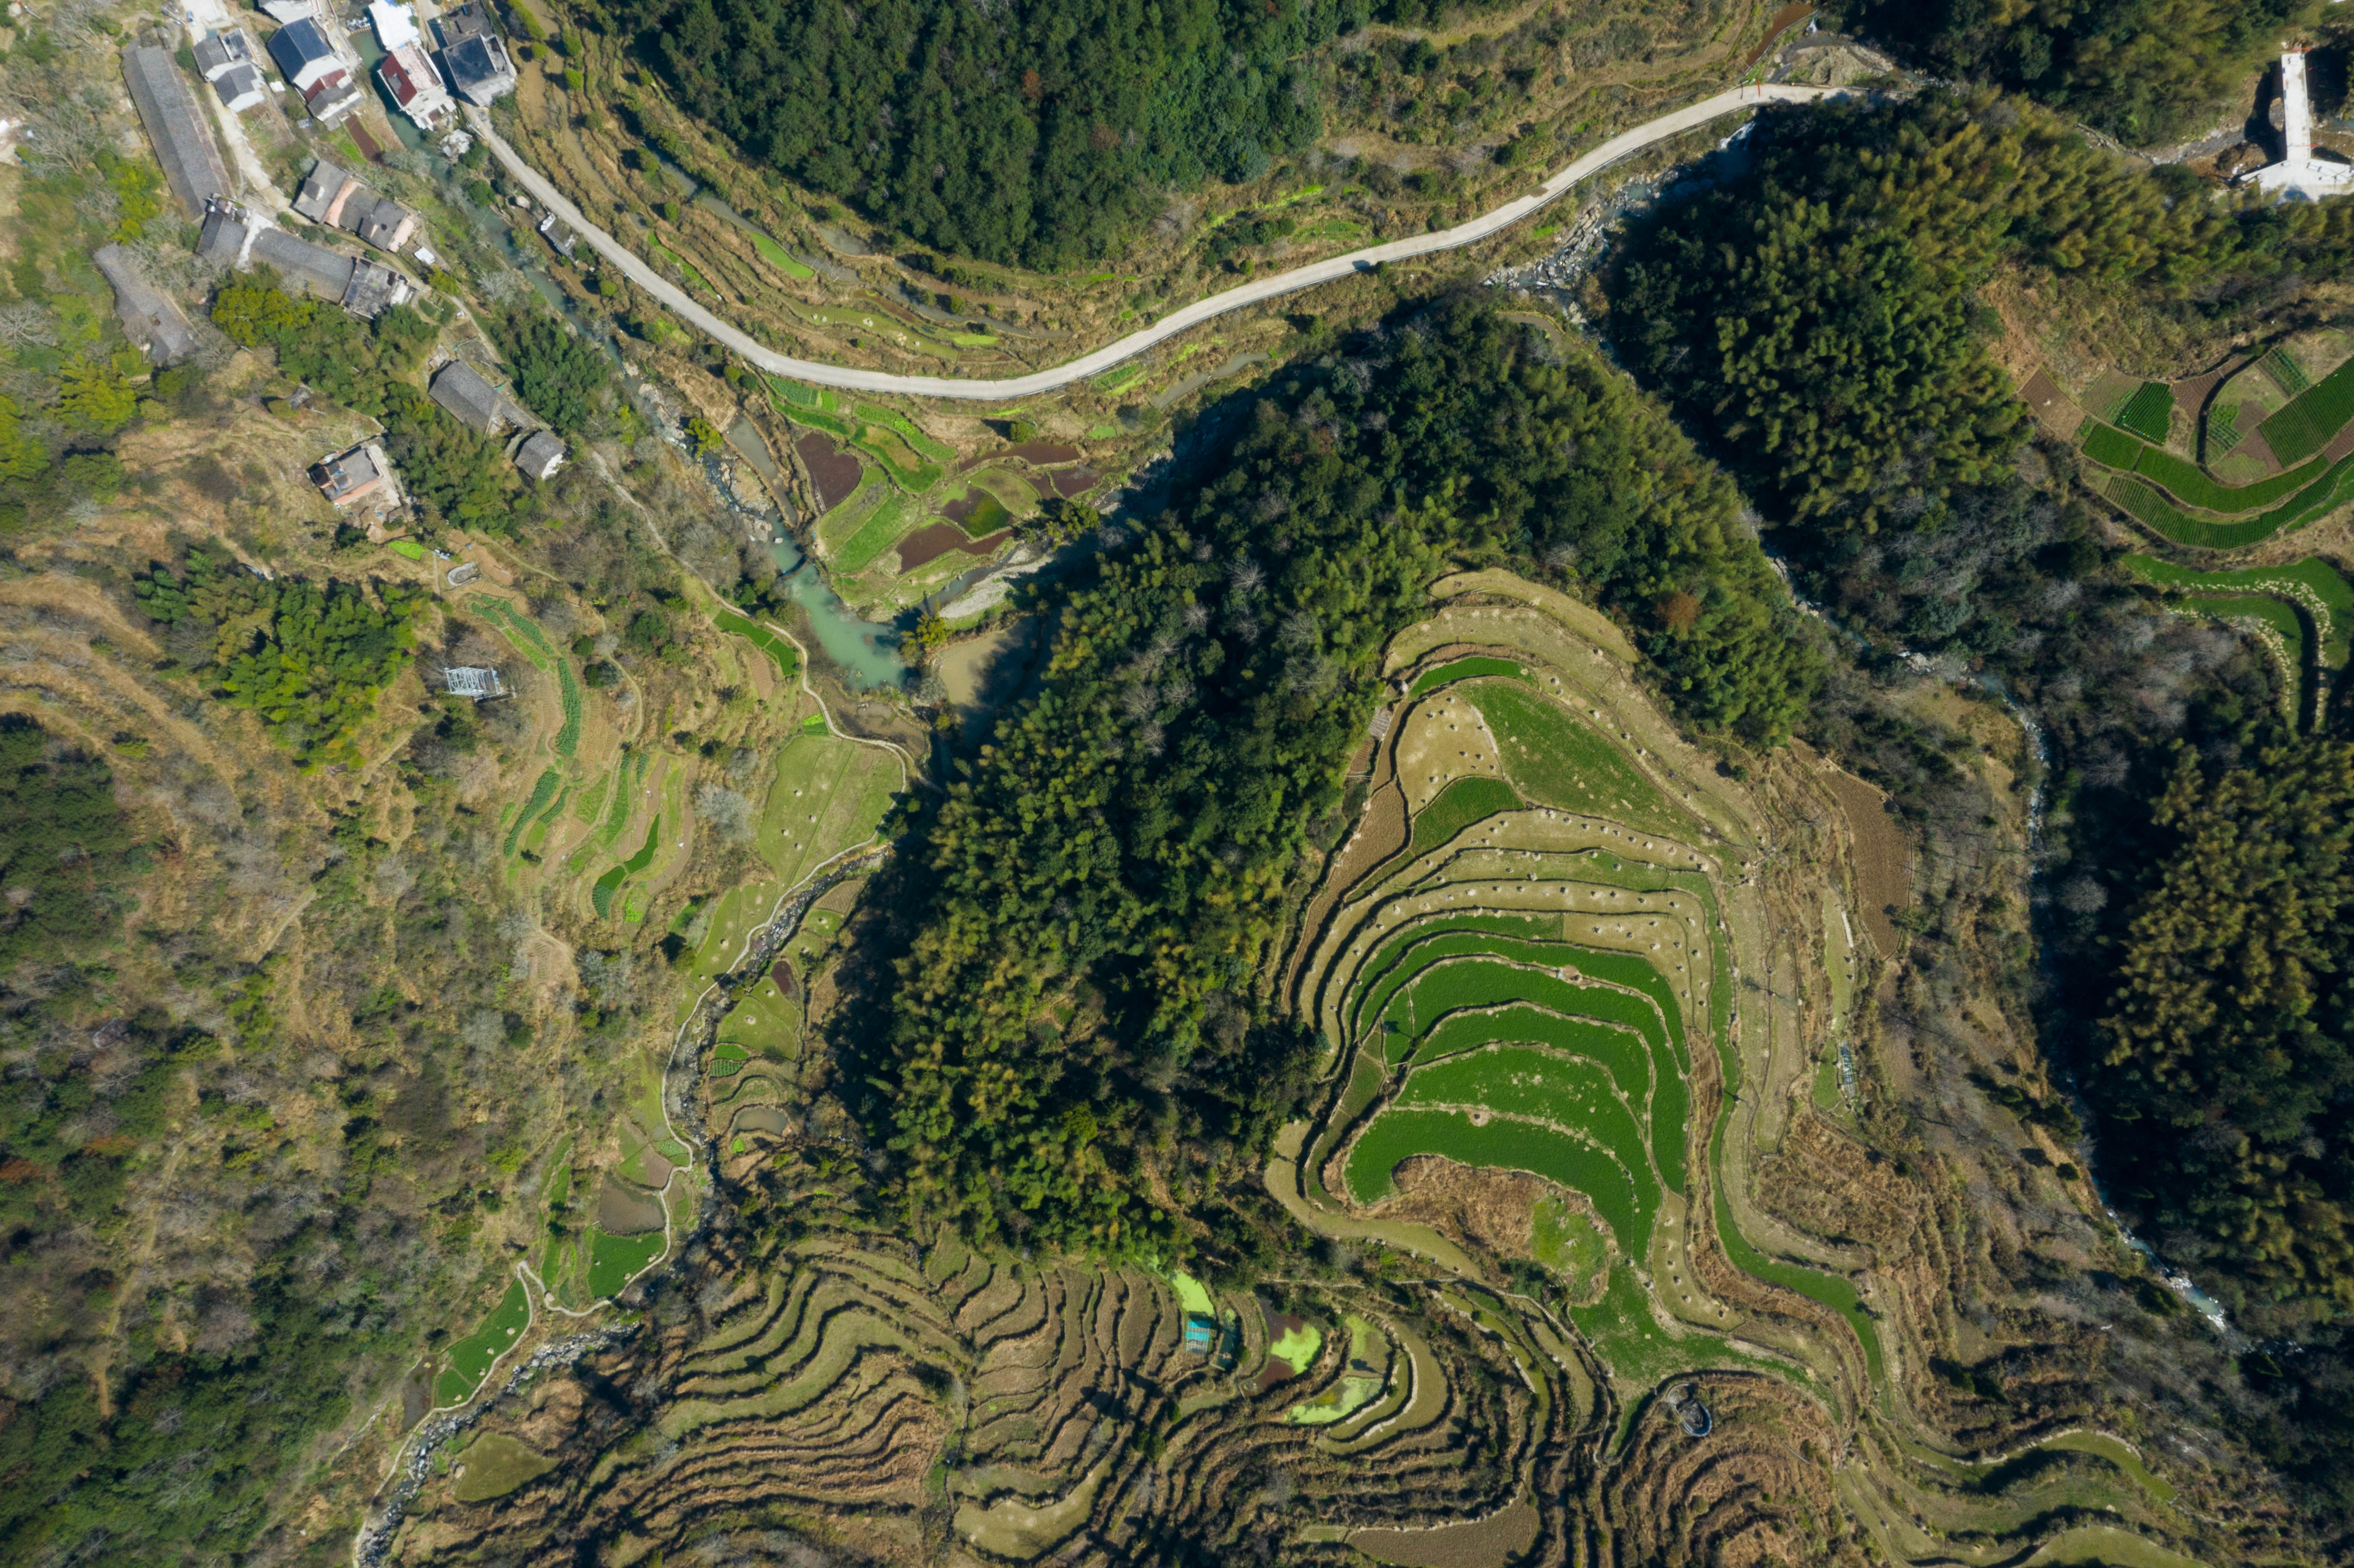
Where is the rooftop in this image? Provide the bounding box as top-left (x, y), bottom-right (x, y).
top-left (267, 16), bottom-right (336, 75)
top-left (430, 360), bottom-right (506, 433)
top-left (121, 44), bottom-right (230, 220)
top-left (310, 442), bottom-right (385, 502)
top-left (516, 429), bottom-right (567, 479)
top-left (93, 244), bottom-right (198, 366)
top-left (439, 29), bottom-right (517, 106)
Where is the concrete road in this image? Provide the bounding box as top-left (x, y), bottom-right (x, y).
top-left (470, 83), bottom-right (1847, 404)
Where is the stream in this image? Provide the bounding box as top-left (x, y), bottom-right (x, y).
top-left (1760, 553), bottom-right (2234, 1335)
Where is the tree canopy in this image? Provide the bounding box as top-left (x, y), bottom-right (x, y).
top-left (2095, 739), bottom-right (2354, 1310)
top-left (134, 547), bottom-right (425, 770)
top-left (624, 0), bottom-right (1349, 268)
top-left (1839, 0), bottom-right (2319, 146)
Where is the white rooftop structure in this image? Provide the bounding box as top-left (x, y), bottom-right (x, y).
top-left (2250, 51), bottom-right (2354, 202)
top-left (368, 0), bottom-right (420, 50)
top-left (445, 666), bottom-right (505, 699)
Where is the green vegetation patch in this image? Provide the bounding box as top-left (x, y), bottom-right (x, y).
top-left (2261, 355), bottom-right (2354, 467)
top-left (132, 548), bottom-right (423, 770)
top-left (503, 769), bottom-right (562, 858)
top-left (1531, 1191), bottom-right (1610, 1295)
top-left (2123, 554), bottom-right (2352, 669)
top-left (750, 231), bottom-right (814, 279)
top-left (477, 600), bottom-right (582, 757)
top-left (1406, 656), bottom-right (1526, 699)
top-left (1348, 1106), bottom-right (1647, 1254)
top-left (2104, 453), bottom-right (2354, 550)
top-left (834, 489), bottom-right (919, 575)
top-left (855, 402), bottom-right (956, 462)
top-left (435, 1279), bottom-right (529, 1405)
top-left (2079, 422), bottom-right (2328, 514)
top-left (713, 610), bottom-right (801, 683)
top-left (587, 1226), bottom-right (666, 1297)
top-left (1267, 1318), bottom-right (1323, 1373)
top-left (452, 1433), bottom-right (557, 1503)
top-left (592, 814), bottom-right (662, 918)
top-left (1407, 776), bottom-right (1524, 858)
top-left (1470, 681), bottom-right (1684, 835)
top-left (2116, 381), bottom-right (2173, 442)
top-left (2265, 345), bottom-right (2314, 396)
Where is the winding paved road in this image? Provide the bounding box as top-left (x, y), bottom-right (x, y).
top-left (470, 83), bottom-right (1845, 402)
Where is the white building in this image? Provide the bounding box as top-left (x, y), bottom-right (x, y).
top-left (2248, 50), bottom-right (2354, 202)
top-left (379, 41), bottom-right (457, 134)
top-left (367, 0), bottom-right (420, 50)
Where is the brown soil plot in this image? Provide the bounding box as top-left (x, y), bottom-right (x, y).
top-left (795, 432), bottom-right (864, 510)
top-left (1819, 767), bottom-right (1911, 958)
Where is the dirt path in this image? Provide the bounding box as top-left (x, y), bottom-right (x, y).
top-left (467, 83), bottom-right (1852, 402)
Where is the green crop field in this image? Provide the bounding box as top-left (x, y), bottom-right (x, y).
top-left (750, 231), bottom-right (814, 279)
top-left (593, 815), bottom-right (662, 918)
top-left (2079, 421), bottom-right (2142, 470)
top-left (435, 1279), bottom-right (529, 1405)
top-left (2265, 344), bottom-right (2313, 396)
top-left (1472, 681), bottom-right (1684, 835)
top-left (2078, 422), bottom-right (2329, 514)
top-left (855, 403), bottom-right (956, 462)
top-left (712, 610), bottom-right (801, 683)
top-left (1412, 1005), bottom-right (1651, 1101)
top-left (1407, 656), bottom-right (1526, 699)
top-left (504, 769), bottom-right (560, 858)
top-left (479, 600), bottom-right (582, 757)
top-left (757, 733), bottom-right (898, 890)
top-left (2116, 382), bottom-right (2173, 442)
top-left (1382, 958), bottom-right (1689, 1192)
top-left (2123, 554), bottom-right (2352, 669)
top-left (2261, 355), bottom-right (2354, 466)
top-left (1396, 1046), bottom-right (1655, 1198)
top-left (588, 1226), bottom-right (666, 1298)
top-left (2105, 453), bottom-right (2354, 550)
top-left (834, 490), bottom-right (919, 575)
top-left (1407, 777), bottom-right (1523, 857)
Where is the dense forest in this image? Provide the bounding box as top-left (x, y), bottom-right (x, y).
top-left (2094, 740), bottom-right (2354, 1307)
top-left (850, 294), bottom-right (1818, 1247)
top-left (1836, 0), bottom-right (2320, 145)
top-left (1609, 89), bottom-right (2354, 658)
top-left (620, 0), bottom-right (1351, 268)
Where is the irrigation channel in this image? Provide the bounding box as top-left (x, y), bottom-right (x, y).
top-left (465, 81), bottom-right (1851, 401)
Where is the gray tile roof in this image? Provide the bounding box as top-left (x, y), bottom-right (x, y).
top-left (213, 62), bottom-right (268, 109)
top-left (93, 244), bottom-right (198, 365)
top-left (121, 44), bottom-right (230, 220)
top-left (250, 224), bottom-right (358, 302)
top-left (516, 430), bottom-right (566, 479)
top-left (430, 360), bottom-right (505, 432)
top-left (268, 17), bottom-right (335, 80)
top-left (292, 157), bottom-right (354, 224)
top-left (439, 33), bottom-right (515, 105)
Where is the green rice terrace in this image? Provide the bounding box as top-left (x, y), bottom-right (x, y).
top-left (382, 576), bottom-right (2207, 1568)
top-left (2053, 333), bottom-right (2354, 551)
top-left (409, 579), bottom-right (907, 1409)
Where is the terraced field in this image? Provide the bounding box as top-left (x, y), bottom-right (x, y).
top-left (375, 574), bottom-right (2213, 1568)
